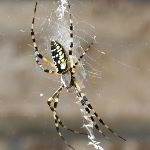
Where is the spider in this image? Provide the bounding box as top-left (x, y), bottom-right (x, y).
top-left (31, 1), bottom-right (126, 150)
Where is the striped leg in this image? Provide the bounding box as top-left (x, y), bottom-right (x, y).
top-left (47, 86), bottom-right (75, 149)
top-left (74, 81), bottom-right (126, 141)
top-left (47, 94), bottom-right (75, 150)
top-left (31, 2), bottom-right (58, 75)
top-left (47, 86), bottom-right (87, 136)
top-left (47, 86), bottom-right (87, 150)
top-left (67, 1), bottom-right (93, 74)
top-left (73, 42), bottom-right (94, 69)
top-left (59, 119), bottom-right (87, 136)
top-left (84, 101), bottom-right (126, 141)
top-left (67, 0), bottom-right (74, 70)
top-left (74, 81), bottom-right (109, 140)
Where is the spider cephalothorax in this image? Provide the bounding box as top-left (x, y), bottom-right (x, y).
top-left (31, 1), bottom-right (126, 150)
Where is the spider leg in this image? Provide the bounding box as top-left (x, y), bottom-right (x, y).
top-left (67, 0), bottom-right (74, 71)
top-left (67, 0), bottom-right (93, 74)
top-left (85, 101), bottom-right (126, 141)
top-left (47, 85), bottom-right (87, 135)
top-left (31, 2), bottom-right (58, 75)
top-left (74, 81), bottom-right (109, 140)
top-left (74, 81), bottom-right (126, 141)
top-left (73, 42), bottom-right (94, 69)
top-left (59, 120), bottom-right (87, 135)
top-left (47, 86), bottom-right (75, 150)
top-left (48, 95), bottom-right (75, 150)
top-left (47, 85), bottom-right (87, 150)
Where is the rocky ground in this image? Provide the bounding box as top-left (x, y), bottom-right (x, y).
top-left (0, 0), bottom-right (150, 150)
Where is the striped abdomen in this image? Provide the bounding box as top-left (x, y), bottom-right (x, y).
top-left (51, 40), bottom-right (68, 74)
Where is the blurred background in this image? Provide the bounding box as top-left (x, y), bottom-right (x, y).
top-left (0, 0), bottom-right (150, 150)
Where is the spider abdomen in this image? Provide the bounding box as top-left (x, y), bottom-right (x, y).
top-left (51, 40), bottom-right (67, 73)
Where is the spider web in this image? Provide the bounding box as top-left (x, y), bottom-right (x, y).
top-left (56, 0), bottom-right (104, 149)
top-left (36, 0), bottom-right (105, 85)
top-left (36, 0), bottom-right (87, 86)
top-left (36, 0), bottom-right (105, 149)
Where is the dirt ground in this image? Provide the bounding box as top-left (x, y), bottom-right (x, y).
top-left (0, 0), bottom-right (150, 150)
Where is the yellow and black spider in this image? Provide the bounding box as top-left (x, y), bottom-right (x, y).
top-left (31, 1), bottom-right (126, 150)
